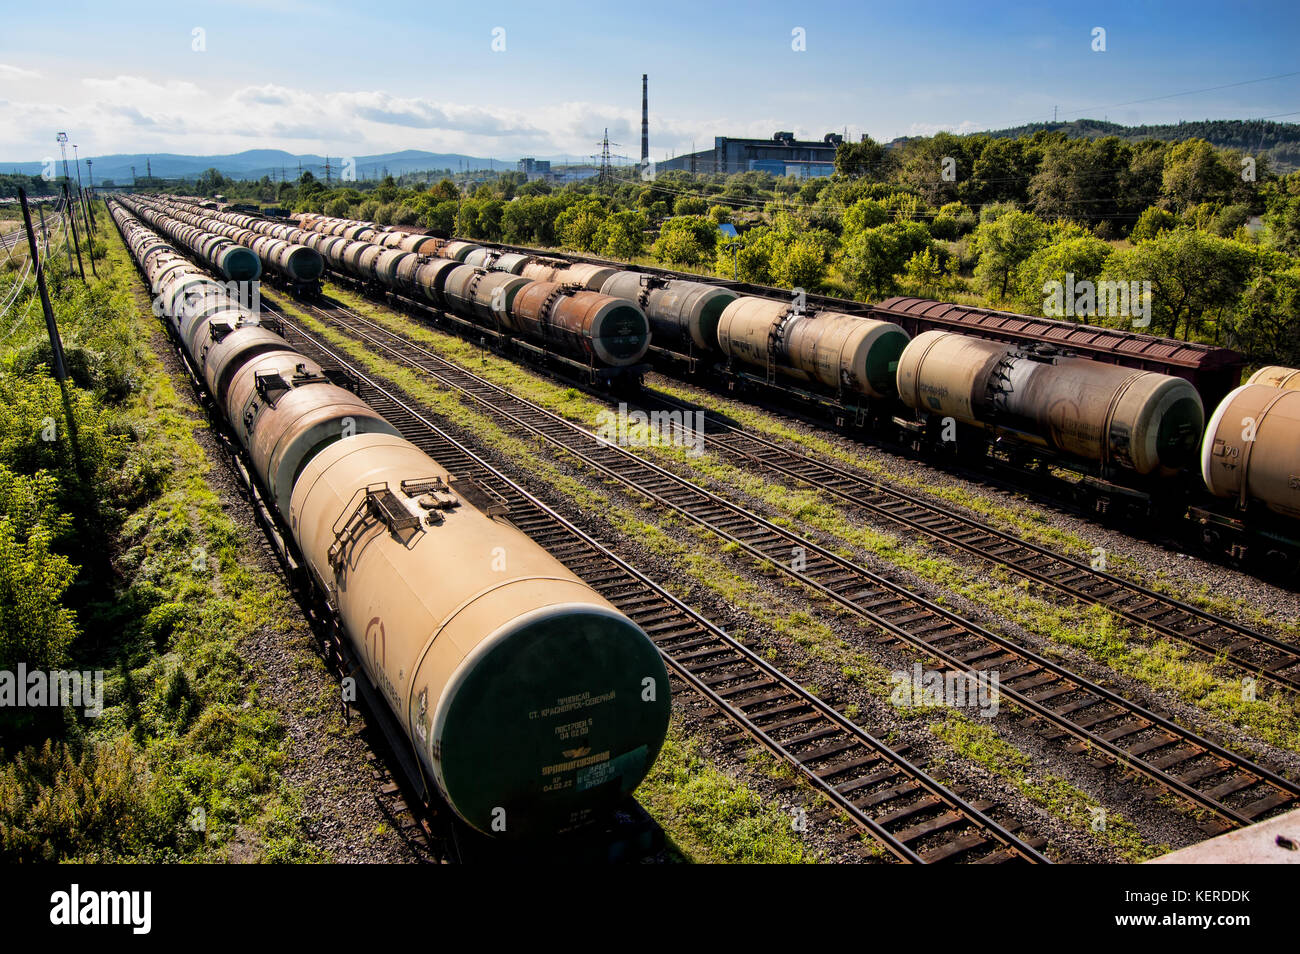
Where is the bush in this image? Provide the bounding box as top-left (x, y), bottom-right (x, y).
top-left (673, 195), bottom-right (708, 216)
top-left (0, 465), bottom-right (78, 671)
top-left (0, 738), bottom-right (182, 861)
top-left (1130, 206), bottom-right (1176, 242)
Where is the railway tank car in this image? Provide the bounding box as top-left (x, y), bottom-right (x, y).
top-left (717, 297), bottom-right (911, 400)
top-left (126, 195), bottom-right (324, 290)
top-left (896, 330), bottom-right (1205, 476)
top-left (1202, 383), bottom-right (1300, 520)
top-left (291, 433), bottom-right (670, 837)
top-left (508, 280), bottom-right (651, 367)
top-left (1247, 366), bottom-right (1300, 390)
top-left (109, 200), bottom-right (672, 840)
top-left (118, 196), bottom-right (261, 283)
top-left (600, 272), bottom-right (738, 355)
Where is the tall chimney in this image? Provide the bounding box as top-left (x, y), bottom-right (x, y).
top-left (641, 74), bottom-right (649, 165)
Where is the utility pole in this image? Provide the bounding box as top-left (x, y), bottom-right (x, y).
top-left (62, 182), bottom-right (86, 281)
top-left (19, 188), bottom-right (84, 479)
top-left (72, 144), bottom-right (94, 240)
top-left (131, 165), bottom-right (137, 187)
top-left (78, 186), bottom-right (97, 277)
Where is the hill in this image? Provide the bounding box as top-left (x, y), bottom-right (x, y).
top-left (977, 118), bottom-right (1300, 172)
top-left (0, 149), bottom-right (507, 185)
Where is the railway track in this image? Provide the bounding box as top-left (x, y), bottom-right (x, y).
top-left (261, 297), bottom-right (1051, 864)
top-left (635, 392), bottom-right (1300, 695)
top-left (283, 292), bottom-right (1300, 834)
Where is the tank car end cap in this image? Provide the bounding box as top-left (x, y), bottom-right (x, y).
top-left (431, 604), bottom-right (670, 839)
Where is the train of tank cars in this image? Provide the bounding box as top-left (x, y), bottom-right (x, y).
top-left (115, 194), bottom-right (1300, 578)
top-left (107, 197), bottom-right (672, 843)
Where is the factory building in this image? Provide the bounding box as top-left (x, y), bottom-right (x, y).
top-left (656, 132), bottom-right (842, 177)
top-left (517, 157), bottom-right (552, 180)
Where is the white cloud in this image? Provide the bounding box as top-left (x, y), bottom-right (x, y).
top-left (0, 64), bottom-right (41, 81)
top-left (0, 73), bottom-right (835, 163)
top-left (905, 120), bottom-right (982, 137)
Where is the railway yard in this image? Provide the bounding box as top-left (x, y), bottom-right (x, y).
top-left (44, 192), bottom-right (1293, 866)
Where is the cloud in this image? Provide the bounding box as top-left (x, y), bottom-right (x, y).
top-left (0, 73), bottom-right (813, 163)
top-left (905, 120), bottom-right (982, 137)
top-left (0, 64), bottom-right (41, 81)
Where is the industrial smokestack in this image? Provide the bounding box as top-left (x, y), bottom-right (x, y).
top-left (641, 74), bottom-right (649, 165)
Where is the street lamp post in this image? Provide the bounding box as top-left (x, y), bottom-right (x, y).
top-left (56, 132), bottom-right (70, 185)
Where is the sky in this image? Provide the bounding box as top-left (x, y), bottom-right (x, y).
top-left (1, 0), bottom-right (1298, 164)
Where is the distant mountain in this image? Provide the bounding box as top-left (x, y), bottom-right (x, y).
top-left (969, 118), bottom-right (1300, 173)
top-left (0, 149), bottom-right (517, 184)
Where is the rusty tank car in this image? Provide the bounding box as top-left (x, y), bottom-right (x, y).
top-left (896, 330), bottom-right (1205, 476)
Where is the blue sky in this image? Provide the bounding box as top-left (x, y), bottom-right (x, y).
top-left (1, 0), bottom-right (1297, 162)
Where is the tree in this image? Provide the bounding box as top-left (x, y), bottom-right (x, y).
top-left (428, 178), bottom-right (459, 202)
top-left (673, 195), bottom-right (708, 216)
top-left (1013, 236), bottom-right (1113, 313)
top-left (1161, 139), bottom-right (1237, 212)
top-left (971, 210), bottom-right (1048, 300)
top-left (837, 221), bottom-right (933, 299)
top-left (775, 238), bottom-right (827, 290)
top-left (554, 199), bottom-right (607, 251)
top-left (1130, 206), bottom-right (1176, 242)
top-left (1028, 137), bottom-right (1132, 235)
top-left (1227, 268), bottom-right (1300, 365)
top-left (834, 135), bottom-right (889, 179)
top-left (842, 198), bottom-right (889, 234)
top-left (1099, 228), bottom-right (1254, 339)
top-left (0, 466), bottom-right (78, 671)
top-left (1264, 192), bottom-right (1300, 254)
top-left (969, 136), bottom-right (1040, 206)
top-left (595, 210), bottom-right (648, 259)
top-left (424, 200), bottom-right (458, 235)
top-left (652, 216), bottom-right (720, 267)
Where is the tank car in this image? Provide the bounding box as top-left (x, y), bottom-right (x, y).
top-left (291, 432), bottom-right (670, 836)
top-left (717, 297), bottom-right (910, 400)
top-left (509, 281), bottom-right (651, 367)
top-left (1202, 384), bottom-right (1300, 519)
top-left (442, 266), bottom-right (531, 325)
top-left (601, 272), bottom-right (738, 355)
top-left (1247, 366), bottom-right (1300, 390)
top-left (896, 330), bottom-right (1205, 476)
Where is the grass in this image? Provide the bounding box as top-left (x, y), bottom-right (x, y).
top-left (636, 724), bottom-right (817, 864)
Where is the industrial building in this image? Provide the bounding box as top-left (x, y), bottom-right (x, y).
top-left (655, 132), bottom-right (842, 177)
top-left (517, 157), bottom-right (552, 179)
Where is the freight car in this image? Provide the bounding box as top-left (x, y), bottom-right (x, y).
top-left (118, 197), bottom-right (261, 283)
top-left (108, 200), bottom-right (671, 839)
